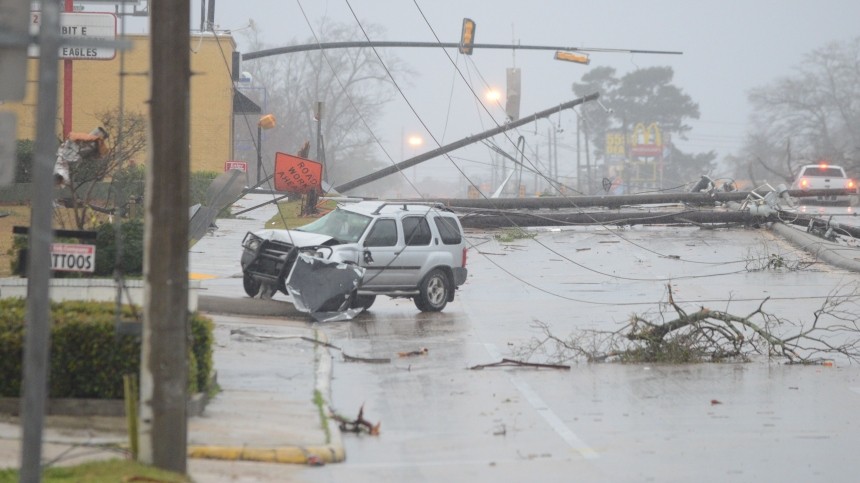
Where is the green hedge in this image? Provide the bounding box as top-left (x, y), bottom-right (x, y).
top-left (0, 299), bottom-right (214, 399)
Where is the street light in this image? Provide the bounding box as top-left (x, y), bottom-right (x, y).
top-left (484, 88), bottom-right (502, 103)
top-left (406, 134), bottom-right (423, 183)
top-left (256, 114), bottom-right (275, 184)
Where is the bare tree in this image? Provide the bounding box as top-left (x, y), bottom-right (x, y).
top-left (516, 283), bottom-right (860, 365)
top-left (237, 21), bottom-right (413, 195)
top-left (739, 37), bottom-right (860, 180)
top-left (59, 109), bottom-right (148, 229)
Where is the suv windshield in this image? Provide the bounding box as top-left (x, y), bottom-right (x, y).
top-left (296, 208), bottom-right (372, 243)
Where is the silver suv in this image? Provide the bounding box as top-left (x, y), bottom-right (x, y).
top-left (240, 201), bottom-right (468, 312)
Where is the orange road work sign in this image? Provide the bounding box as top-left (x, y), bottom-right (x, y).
top-left (274, 152), bottom-right (323, 193)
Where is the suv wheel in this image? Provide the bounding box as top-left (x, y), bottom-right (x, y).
top-left (243, 272), bottom-right (260, 297)
top-left (351, 295), bottom-right (376, 310)
top-left (415, 269), bottom-right (450, 312)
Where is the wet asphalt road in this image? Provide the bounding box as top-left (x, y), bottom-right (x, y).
top-left (265, 222), bottom-right (860, 483)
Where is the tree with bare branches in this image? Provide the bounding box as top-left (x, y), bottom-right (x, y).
top-left (58, 109), bottom-right (148, 229)
top-left (237, 21), bottom-right (413, 196)
top-left (734, 37), bottom-right (860, 182)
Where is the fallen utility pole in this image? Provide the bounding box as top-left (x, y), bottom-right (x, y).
top-left (334, 93), bottom-right (600, 193)
top-left (459, 208), bottom-right (766, 229)
top-left (422, 189), bottom-right (854, 212)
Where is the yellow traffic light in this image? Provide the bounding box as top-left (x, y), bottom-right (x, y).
top-left (459, 18), bottom-right (476, 55)
top-left (554, 50), bottom-right (590, 65)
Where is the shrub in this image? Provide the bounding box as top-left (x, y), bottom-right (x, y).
top-left (0, 299), bottom-right (214, 399)
top-left (93, 219), bottom-right (144, 277)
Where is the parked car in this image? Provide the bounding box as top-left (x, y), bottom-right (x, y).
top-left (240, 201), bottom-right (468, 313)
top-left (791, 163), bottom-right (857, 204)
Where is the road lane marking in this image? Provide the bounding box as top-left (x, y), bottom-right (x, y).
top-left (484, 343), bottom-right (599, 460)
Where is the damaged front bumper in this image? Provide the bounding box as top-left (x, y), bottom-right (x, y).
top-left (286, 253), bottom-right (366, 322)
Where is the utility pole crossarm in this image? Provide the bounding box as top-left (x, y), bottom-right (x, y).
top-left (333, 93), bottom-right (599, 194)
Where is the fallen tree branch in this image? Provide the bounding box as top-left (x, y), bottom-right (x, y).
top-left (469, 358), bottom-right (570, 370)
top-left (515, 282), bottom-right (860, 365)
top-left (330, 404), bottom-right (380, 436)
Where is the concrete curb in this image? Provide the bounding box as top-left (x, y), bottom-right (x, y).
top-left (198, 294), bottom-right (307, 318)
top-left (771, 222), bottom-right (860, 272)
top-left (187, 330), bottom-right (345, 465)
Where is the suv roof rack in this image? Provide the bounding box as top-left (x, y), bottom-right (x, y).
top-left (371, 201), bottom-right (446, 215)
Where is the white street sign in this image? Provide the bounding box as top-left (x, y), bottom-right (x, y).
top-left (51, 243), bottom-right (96, 272)
top-left (29, 11), bottom-right (117, 60)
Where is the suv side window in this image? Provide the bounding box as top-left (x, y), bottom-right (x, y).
top-left (434, 216), bottom-right (462, 244)
top-left (364, 219), bottom-right (397, 247)
top-left (402, 216), bottom-right (432, 246)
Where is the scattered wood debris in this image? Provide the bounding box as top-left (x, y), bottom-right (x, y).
top-left (469, 358), bottom-right (570, 370)
top-left (343, 353), bottom-right (391, 364)
top-left (398, 347), bottom-right (429, 357)
top-left (331, 404), bottom-right (380, 436)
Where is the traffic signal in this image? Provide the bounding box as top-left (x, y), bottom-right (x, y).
top-left (459, 18), bottom-right (476, 55)
top-left (554, 50), bottom-right (590, 65)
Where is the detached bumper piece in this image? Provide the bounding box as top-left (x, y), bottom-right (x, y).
top-left (286, 253), bottom-right (366, 322)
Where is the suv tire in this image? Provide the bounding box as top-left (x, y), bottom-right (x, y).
top-left (243, 272), bottom-right (261, 297)
top-left (415, 269), bottom-right (450, 312)
top-left (351, 294), bottom-right (376, 310)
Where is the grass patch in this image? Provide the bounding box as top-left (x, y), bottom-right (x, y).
top-left (313, 389), bottom-right (332, 444)
top-left (0, 459), bottom-right (189, 482)
top-left (263, 199), bottom-right (337, 230)
top-left (493, 228), bottom-right (537, 243)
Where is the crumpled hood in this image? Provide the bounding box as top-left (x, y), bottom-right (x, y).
top-left (252, 229), bottom-right (335, 247)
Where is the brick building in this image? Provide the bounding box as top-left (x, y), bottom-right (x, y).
top-left (5, 33), bottom-right (237, 173)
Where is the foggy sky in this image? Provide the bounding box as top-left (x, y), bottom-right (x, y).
top-left (117, 0), bottom-right (860, 191)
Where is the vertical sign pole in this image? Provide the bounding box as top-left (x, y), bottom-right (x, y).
top-left (19, 0), bottom-right (62, 480)
top-left (62, 0), bottom-right (72, 138)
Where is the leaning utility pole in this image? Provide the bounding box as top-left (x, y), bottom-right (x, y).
top-left (139, 0), bottom-right (191, 473)
top-left (334, 93), bottom-right (599, 193)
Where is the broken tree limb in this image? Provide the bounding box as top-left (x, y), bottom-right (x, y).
top-left (330, 404), bottom-right (380, 436)
top-left (517, 282), bottom-right (860, 365)
top-left (469, 358), bottom-right (571, 370)
top-left (342, 353), bottom-right (391, 364)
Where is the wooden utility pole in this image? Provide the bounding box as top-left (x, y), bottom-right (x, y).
top-left (139, 0), bottom-right (190, 473)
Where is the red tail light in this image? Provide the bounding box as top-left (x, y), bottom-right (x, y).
top-left (461, 247), bottom-right (468, 268)
top-left (799, 178), bottom-right (810, 189)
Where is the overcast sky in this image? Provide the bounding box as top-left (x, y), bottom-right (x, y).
top-left (114, 0), bottom-right (860, 191)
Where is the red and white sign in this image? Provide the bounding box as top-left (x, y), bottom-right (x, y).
top-left (29, 12), bottom-right (117, 60)
top-left (274, 153), bottom-right (323, 193)
top-left (51, 243), bottom-right (96, 272)
top-left (225, 161), bottom-right (248, 172)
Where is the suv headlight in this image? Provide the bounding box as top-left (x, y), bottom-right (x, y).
top-left (244, 235), bottom-right (262, 251)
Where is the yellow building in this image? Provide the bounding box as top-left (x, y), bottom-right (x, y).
top-left (6, 33), bottom-right (237, 173)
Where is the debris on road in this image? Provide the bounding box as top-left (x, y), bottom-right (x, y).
top-left (469, 358), bottom-right (571, 370)
top-left (343, 353), bottom-right (391, 364)
top-left (397, 347), bottom-right (429, 357)
top-left (331, 404), bottom-right (380, 436)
